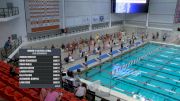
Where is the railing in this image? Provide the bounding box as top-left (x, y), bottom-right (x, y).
top-left (0, 7), bottom-right (19, 18)
top-left (0, 37), bottom-right (22, 60)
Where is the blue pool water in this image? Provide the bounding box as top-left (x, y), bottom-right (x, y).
top-left (81, 43), bottom-right (180, 101)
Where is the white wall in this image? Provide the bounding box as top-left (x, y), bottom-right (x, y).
top-left (148, 0), bottom-right (177, 28)
top-left (64, 0), bottom-right (178, 29)
top-left (111, 13), bottom-right (124, 22)
top-left (125, 0), bottom-right (177, 29)
top-left (0, 0), bottom-right (27, 48)
top-left (64, 0), bottom-right (123, 27)
top-left (125, 14), bottom-right (147, 26)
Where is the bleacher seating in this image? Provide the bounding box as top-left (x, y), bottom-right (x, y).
top-left (0, 61), bottom-right (87, 101)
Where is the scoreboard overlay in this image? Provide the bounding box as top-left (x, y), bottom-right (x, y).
top-left (19, 49), bottom-right (61, 88)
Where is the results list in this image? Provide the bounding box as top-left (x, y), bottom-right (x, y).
top-left (19, 49), bottom-right (61, 88)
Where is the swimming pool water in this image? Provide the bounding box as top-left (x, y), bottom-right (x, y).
top-left (81, 43), bottom-right (180, 101)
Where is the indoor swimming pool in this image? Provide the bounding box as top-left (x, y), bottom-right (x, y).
top-left (81, 43), bottom-right (180, 101)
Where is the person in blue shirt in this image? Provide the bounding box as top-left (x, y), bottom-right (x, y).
top-left (4, 37), bottom-right (12, 49)
top-left (4, 37), bottom-right (12, 55)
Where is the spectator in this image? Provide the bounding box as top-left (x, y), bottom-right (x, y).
top-left (94, 41), bottom-right (96, 47)
top-left (69, 55), bottom-right (74, 62)
top-left (112, 39), bottom-right (114, 44)
top-left (99, 50), bottom-right (102, 56)
top-left (85, 54), bottom-right (88, 63)
top-left (44, 88), bottom-right (62, 101)
top-left (93, 48), bottom-right (96, 54)
top-left (51, 44), bottom-right (55, 49)
top-left (163, 34), bottom-right (167, 41)
top-left (108, 41), bottom-right (111, 48)
top-left (121, 42), bottom-right (124, 49)
top-left (79, 49), bottom-right (82, 57)
top-left (88, 44), bottom-right (90, 52)
top-left (4, 37), bottom-right (12, 55)
top-left (76, 69), bottom-right (81, 77)
top-left (141, 34), bottom-right (144, 42)
top-left (61, 44), bottom-right (65, 50)
top-left (10, 66), bottom-right (18, 77)
top-left (81, 51), bottom-right (85, 58)
top-left (64, 57), bottom-right (69, 63)
top-left (152, 33), bottom-right (155, 40)
top-left (7, 36), bottom-right (12, 48)
top-left (132, 38), bottom-right (135, 44)
top-left (75, 83), bottom-right (87, 99)
top-left (97, 46), bottom-right (101, 51)
top-left (129, 39), bottom-right (132, 45)
top-left (156, 32), bottom-right (159, 39)
top-left (67, 71), bottom-right (74, 78)
top-left (40, 88), bottom-right (48, 101)
top-left (70, 44), bottom-right (74, 54)
top-left (65, 71), bottom-right (80, 89)
top-left (110, 46), bottom-right (113, 53)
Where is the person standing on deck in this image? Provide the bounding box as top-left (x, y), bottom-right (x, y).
top-left (84, 54), bottom-right (88, 63)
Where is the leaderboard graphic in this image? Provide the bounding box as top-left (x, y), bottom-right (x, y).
top-left (19, 49), bottom-right (61, 88)
top-left (25, 0), bottom-right (60, 33)
top-left (175, 0), bottom-right (180, 23)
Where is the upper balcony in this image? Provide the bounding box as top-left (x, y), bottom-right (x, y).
top-left (0, 7), bottom-right (19, 22)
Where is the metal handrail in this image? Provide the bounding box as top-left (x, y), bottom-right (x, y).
top-left (0, 7), bottom-right (19, 18)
